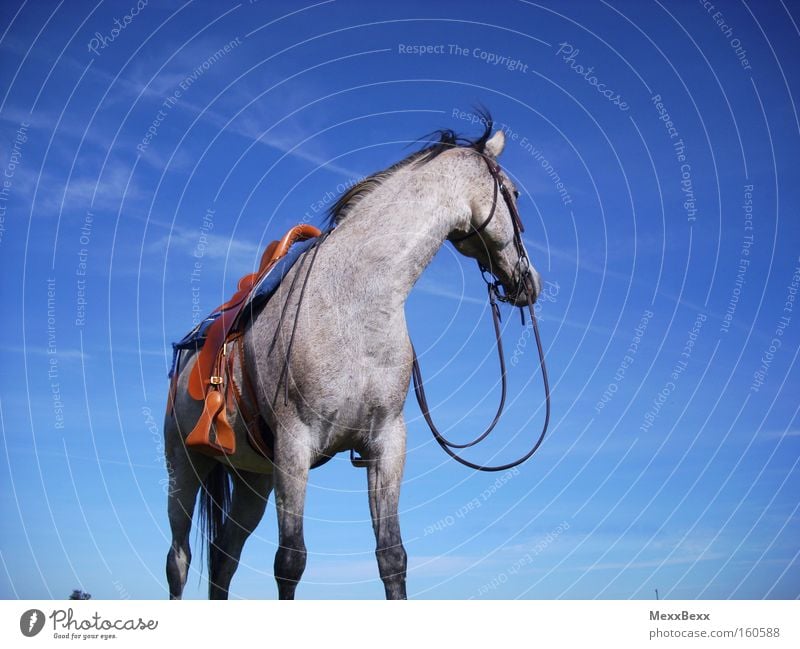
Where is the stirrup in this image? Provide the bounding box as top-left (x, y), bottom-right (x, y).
top-left (186, 390), bottom-right (236, 455)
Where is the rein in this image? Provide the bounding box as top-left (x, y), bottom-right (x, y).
top-left (410, 154), bottom-right (551, 472)
top-left (411, 293), bottom-right (550, 472)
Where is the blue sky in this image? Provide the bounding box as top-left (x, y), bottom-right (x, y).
top-left (1, 0), bottom-right (798, 600)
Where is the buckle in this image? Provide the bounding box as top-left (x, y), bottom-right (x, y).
top-left (210, 376), bottom-right (223, 385)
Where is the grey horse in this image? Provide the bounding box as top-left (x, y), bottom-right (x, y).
top-left (164, 119), bottom-right (542, 600)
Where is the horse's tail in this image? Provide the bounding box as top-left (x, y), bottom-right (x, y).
top-left (198, 462), bottom-right (231, 596)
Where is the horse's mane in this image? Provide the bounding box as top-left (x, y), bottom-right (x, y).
top-left (325, 108), bottom-right (493, 229)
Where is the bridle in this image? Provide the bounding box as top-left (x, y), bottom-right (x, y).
top-left (410, 152), bottom-right (551, 472)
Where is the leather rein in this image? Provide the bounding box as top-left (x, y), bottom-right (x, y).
top-left (410, 153), bottom-right (551, 472)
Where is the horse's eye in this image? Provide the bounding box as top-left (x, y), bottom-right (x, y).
top-left (513, 189), bottom-right (520, 199)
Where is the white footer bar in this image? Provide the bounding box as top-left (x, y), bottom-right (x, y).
top-left (1, 600), bottom-right (797, 647)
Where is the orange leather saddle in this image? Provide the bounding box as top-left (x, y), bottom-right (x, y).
top-left (174, 224), bottom-right (322, 456)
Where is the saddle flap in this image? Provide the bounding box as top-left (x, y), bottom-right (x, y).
top-left (187, 314), bottom-right (229, 400)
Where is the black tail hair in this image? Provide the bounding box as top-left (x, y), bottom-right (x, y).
top-left (198, 463), bottom-right (231, 597)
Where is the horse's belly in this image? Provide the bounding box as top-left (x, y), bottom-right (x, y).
top-left (308, 371), bottom-right (408, 447)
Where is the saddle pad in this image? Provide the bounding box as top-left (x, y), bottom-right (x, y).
top-left (169, 236), bottom-right (318, 377)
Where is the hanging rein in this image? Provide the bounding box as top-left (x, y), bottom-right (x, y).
top-left (411, 154), bottom-right (551, 472)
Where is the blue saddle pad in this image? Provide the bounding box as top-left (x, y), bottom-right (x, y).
top-left (169, 237), bottom-right (318, 377)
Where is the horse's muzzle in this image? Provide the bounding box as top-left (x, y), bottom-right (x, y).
top-left (505, 267), bottom-right (541, 306)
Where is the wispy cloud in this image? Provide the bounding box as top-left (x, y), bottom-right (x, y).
top-left (525, 237), bottom-right (633, 282)
top-left (4, 153), bottom-right (144, 221)
top-left (759, 429), bottom-right (800, 441)
top-left (112, 42), bottom-right (366, 178)
top-left (415, 281), bottom-right (486, 306)
top-left (2, 41), bottom-right (366, 181)
top-left (145, 219), bottom-right (261, 277)
top-left (574, 552), bottom-right (727, 572)
top-left (1, 345), bottom-right (88, 360)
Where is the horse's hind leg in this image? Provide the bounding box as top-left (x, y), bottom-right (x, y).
top-left (366, 417), bottom-right (408, 600)
top-left (209, 470), bottom-right (273, 599)
top-left (164, 405), bottom-right (215, 599)
top-left (165, 444), bottom-right (214, 600)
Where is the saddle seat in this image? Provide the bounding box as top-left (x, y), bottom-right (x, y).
top-left (172, 223), bottom-right (322, 457)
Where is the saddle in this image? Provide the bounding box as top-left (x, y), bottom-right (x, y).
top-left (173, 224), bottom-right (322, 457)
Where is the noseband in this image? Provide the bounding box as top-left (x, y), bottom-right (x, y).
top-left (410, 153), bottom-right (551, 472)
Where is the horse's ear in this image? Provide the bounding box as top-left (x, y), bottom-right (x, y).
top-left (483, 130), bottom-right (505, 158)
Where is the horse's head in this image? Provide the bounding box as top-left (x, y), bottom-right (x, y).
top-left (449, 130), bottom-right (542, 307)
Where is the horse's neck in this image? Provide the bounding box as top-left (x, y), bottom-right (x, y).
top-left (324, 166), bottom-right (465, 312)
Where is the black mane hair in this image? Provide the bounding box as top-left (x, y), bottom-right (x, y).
top-left (325, 108), bottom-right (493, 228)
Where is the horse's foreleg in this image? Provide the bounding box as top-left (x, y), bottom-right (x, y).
top-left (165, 446), bottom-right (214, 600)
top-left (209, 470), bottom-right (273, 599)
top-left (367, 418), bottom-right (408, 600)
top-left (273, 433), bottom-right (311, 599)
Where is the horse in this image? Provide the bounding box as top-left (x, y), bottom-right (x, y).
top-left (163, 116), bottom-right (542, 600)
